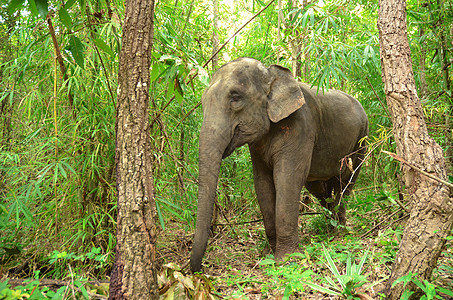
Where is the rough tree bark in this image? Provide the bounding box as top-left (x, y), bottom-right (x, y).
top-left (109, 0), bottom-right (158, 298)
top-left (377, 0), bottom-right (453, 299)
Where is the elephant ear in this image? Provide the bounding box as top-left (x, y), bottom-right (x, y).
top-left (267, 65), bottom-right (305, 123)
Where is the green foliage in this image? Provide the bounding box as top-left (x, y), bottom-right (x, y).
top-left (299, 244), bottom-right (370, 299)
top-left (0, 272), bottom-right (82, 300)
top-left (260, 253), bottom-right (313, 298)
top-left (0, 0), bottom-right (451, 297)
top-left (46, 247), bottom-right (108, 278)
top-left (392, 272), bottom-right (453, 300)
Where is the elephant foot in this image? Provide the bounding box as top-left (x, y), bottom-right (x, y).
top-left (274, 245), bottom-right (298, 261)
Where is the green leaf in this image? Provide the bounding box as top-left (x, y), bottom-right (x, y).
top-left (322, 244), bottom-right (344, 289)
top-left (27, 0), bottom-right (39, 16)
top-left (8, 0), bottom-right (25, 14)
top-left (75, 281), bottom-right (89, 299)
top-left (93, 38), bottom-right (114, 56)
top-left (357, 249), bottom-right (369, 275)
top-left (35, 0), bottom-right (48, 19)
top-left (57, 162), bottom-right (67, 179)
top-left (437, 287), bottom-right (453, 297)
top-left (301, 280), bottom-right (342, 296)
top-left (259, 258), bottom-right (276, 265)
top-left (65, 0), bottom-right (77, 9)
top-left (151, 63), bottom-right (164, 82)
top-left (400, 290), bottom-right (415, 300)
top-left (60, 161), bottom-right (76, 175)
top-left (69, 35), bottom-right (85, 69)
top-left (391, 272), bottom-right (415, 288)
top-left (78, 0), bottom-right (86, 16)
top-left (155, 198), bottom-right (166, 230)
top-left (58, 7), bottom-right (72, 28)
top-left (51, 286), bottom-right (67, 299)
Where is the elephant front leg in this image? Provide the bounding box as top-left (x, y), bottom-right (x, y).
top-left (250, 150), bottom-right (277, 253)
top-left (273, 161), bottom-right (306, 260)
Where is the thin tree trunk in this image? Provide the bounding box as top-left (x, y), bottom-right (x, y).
top-left (46, 16), bottom-right (75, 114)
top-left (277, 0), bottom-right (282, 64)
top-left (377, 0), bottom-right (453, 299)
top-left (290, 0), bottom-right (301, 78)
top-left (427, 0), bottom-right (453, 167)
top-left (109, 0), bottom-right (158, 298)
top-left (302, 0), bottom-right (310, 81)
top-left (211, 0), bottom-right (219, 70)
top-left (418, 27), bottom-right (428, 98)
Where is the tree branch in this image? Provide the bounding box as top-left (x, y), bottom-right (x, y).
top-left (382, 150), bottom-right (453, 189)
top-left (46, 14), bottom-right (75, 115)
top-left (151, 0), bottom-right (277, 127)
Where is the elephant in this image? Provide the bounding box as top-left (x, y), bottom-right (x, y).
top-left (190, 57), bottom-right (368, 273)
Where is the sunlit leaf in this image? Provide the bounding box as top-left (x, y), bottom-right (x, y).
top-left (93, 38), bottom-right (114, 56)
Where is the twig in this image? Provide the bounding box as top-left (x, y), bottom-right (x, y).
top-left (382, 150), bottom-right (453, 189)
top-left (360, 208), bottom-right (403, 238)
top-left (156, 119), bottom-right (197, 183)
top-left (215, 219), bottom-right (263, 226)
top-left (338, 139), bottom-right (384, 205)
top-left (365, 76), bottom-right (390, 117)
top-left (213, 211), bottom-right (322, 227)
top-left (46, 13), bottom-right (75, 116)
top-left (383, 213), bottom-right (409, 232)
top-left (175, 102), bottom-right (201, 128)
top-left (151, 0), bottom-right (277, 127)
top-left (393, 194), bottom-right (409, 213)
top-left (7, 278), bottom-right (109, 298)
top-left (86, 7), bottom-right (116, 108)
top-left (202, 0), bottom-right (278, 69)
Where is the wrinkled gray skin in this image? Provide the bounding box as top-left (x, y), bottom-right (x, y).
top-left (190, 58), bottom-right (368, 273)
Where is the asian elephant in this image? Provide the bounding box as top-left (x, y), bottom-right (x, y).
top-left (190, 58), bottom-right (368, 273)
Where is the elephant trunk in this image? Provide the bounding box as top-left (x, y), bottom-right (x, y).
top-left (190, 121), bottom-right (231, 273)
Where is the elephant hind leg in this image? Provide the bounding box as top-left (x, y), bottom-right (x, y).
top-left (306, 178), bottom-right (346, 226)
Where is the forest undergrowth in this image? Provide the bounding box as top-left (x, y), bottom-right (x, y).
top-left (1, 0), bottom-right (452, 298)
top-left (154, 178), bottom-right (453, 299)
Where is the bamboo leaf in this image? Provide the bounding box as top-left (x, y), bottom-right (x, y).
top-left (78, 0), bottom-right (86, 16)
top-left (35, 0), bottom-right (48, 19)
top-left (8, 0), bottom-right (25, 14)
top-left (58, 7), bottom-right (72, 28)
top-left (357, 249), bottom-right (369, 274)
top-left (69, 35), bottom-right (85, 69)
top-left (93, 38), bottom-right (114, 56)
top-left (65, 0), bottom-right (77, 9)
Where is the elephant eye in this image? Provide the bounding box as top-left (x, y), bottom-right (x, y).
top-left (230, 92), bottom-right (241, 102)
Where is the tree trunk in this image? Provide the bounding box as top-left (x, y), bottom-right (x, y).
top-left (211, 0), bottom-right (219, 70)
top-left (109, 0), bottom-right (158, 298)
top-left (377, 0), bottom-right (453, 299)
top-left (277, 0), bottom-right (282, 64)
top-left (418, 27), bottom-right (428, 98)
top-left (289, 0), bottom-right (302, 79)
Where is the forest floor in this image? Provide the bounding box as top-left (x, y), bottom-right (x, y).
top-left (156, 201), bottom-right (453, 299)
top-left (2, 193), bottom-right (452, 299)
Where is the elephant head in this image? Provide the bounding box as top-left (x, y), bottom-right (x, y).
top-left (190, 58), bottom-right (306, 273)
